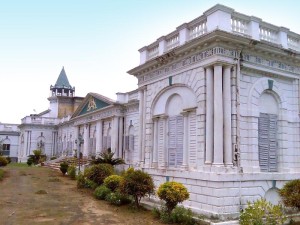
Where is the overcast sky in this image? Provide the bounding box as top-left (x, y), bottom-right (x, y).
top-left (1, 0), bottom-right (300, 124)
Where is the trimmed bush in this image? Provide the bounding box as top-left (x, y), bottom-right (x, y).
top-left (0, 169), bottom-right (4, 181)
top-left (50, 156), bottom-right (57, 160)
top-left (27, 158), bottom-right (33, 166)
top-left (104, 175), bottom-right (122, 192)
top-left (157, 181), bottom-right (189, 214)
top-left (85, 179), bottom-right (98, 190)
top-left (239, 198), bottom-right (286, 225)
top-left (279, 179), bottom-right (300, 210)
top-left (60, 161), bottom-right (69, 175)
top-left (84, 164), bottom-right (114, 185)
top-left (5, 157), bottom-right (11, 164)
top-left (0, 156), bottom-right (8, 167)
top-left (170, 206), bottom-right (197, 225)
top-left (94, 185), bottom-right (111, 200)
top-left (105, 191), bottom-right (131, 206)
top-left (67, 165), bottom-right (76, 180)
top-left (77, 173), bottom-right (86, 189)
top-left (119, 168), bottom-right (154, 208)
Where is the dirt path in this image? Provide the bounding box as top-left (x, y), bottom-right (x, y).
top-left (0, 165), bottom-right (162, 225)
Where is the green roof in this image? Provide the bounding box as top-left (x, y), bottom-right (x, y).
top-left (53, 67), bottom-right (72, 89)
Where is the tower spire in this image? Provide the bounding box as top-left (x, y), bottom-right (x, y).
top-left (50, 67), bottom-right (75, 97)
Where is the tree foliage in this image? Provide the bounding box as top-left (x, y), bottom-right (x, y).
top-left (92, 148), bottom-right (124, 166)
top-left (279, 179), bottom-right (300, 210)
top-left (157, 181), bottom-right (189, 214)
top-left (119, 168), bottom-right (154, 208)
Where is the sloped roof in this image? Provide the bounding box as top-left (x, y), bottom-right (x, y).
top-left (52, 67), bottom-right (72, 89)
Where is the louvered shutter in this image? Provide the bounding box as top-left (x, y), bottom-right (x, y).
top-left (103, 136), bottom-right (107, 150)
top-left (129, 135), bottom-right (134, 151)
top-left (268, 114), bottom-right (278, 172)
top-left (258, 113), bottom-right (278, 172)
top-left (107, 136), bottom-right (111, 149)
top-left (158, 119), bottom-right (164, 166)
top-left (176, 116), bottom-right (183, 166)
top-left (125, 136), bottom-right (129, 150)
top-left (168, 117), bottom-right (177, 167)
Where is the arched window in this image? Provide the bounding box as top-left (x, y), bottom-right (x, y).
top-left (258, 91), bottom-right (279, 172)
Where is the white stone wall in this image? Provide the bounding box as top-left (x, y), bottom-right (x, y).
top-left (239, 70), bottom-right (300, 172)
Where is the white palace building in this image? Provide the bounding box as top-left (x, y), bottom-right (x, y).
top-left (1, 4), bottom-right (300, 218)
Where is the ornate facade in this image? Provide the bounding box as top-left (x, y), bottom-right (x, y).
top-left (3, 4), bottom-right (300, 218)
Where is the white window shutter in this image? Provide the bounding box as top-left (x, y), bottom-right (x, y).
top-left (258, 113), bottom-right (278, 172)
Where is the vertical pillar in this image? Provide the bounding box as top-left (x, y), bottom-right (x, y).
top-left (83, 124), bottom-right (89, 156)
top-left (142, 88), bottom-right (147, 163)
top-left (205, 67), bottom-right (214, 164)
top-left (213, 64), bottom-right (224, 165)
top-left (161, 115), bottom-right (168, 168)
top-left (118, 117), bottom-right (124, 158)
top-left (223, 66), bottom-right (233, 165)
top-left (95, 121), bottom-right (101, 154)
top-left (112, 116), bottom-right (119, 155)
top-left (152, 117), bottom-right (158, 168)
top-left (182, 111), bottom-right (189, 169)
top-left (138, 89), bottom-right (144, 163)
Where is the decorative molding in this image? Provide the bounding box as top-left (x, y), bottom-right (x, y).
top-left (242, 53), bottom-right (300, 75)
top-left (139, 47), bottom-right (237, 85)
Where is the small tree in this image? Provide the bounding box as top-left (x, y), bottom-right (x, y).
top-left (0, 156), bottom-right (8, 167)
top-left (157, 181), bottom-right (189, 215)
top-left (104, 175), bottom-right (122, 192)
top-left (119, 168), bottom-right (154, 208)
top-left (279, 179), bottom-right (300, 210)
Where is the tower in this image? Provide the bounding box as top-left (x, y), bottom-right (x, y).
top-left (48, 67), bottom-right (82, 118)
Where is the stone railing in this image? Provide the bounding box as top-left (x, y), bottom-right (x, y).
top-left (138, 4), bottom-right (300, 64)
top-left (0, 124), bottom-right (19, 132)
top-left (21, 116), bottom-right (58, 125)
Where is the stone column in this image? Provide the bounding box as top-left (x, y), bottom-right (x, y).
top-left (83, 124), bottom-right (89, 156)
top-left (181, 111), bottom-right (189, 169)
top-left (161, 115), bottom-right (168, 168)
top-left (223, 66), bottom-right (233, 166)
top-left (205, 67), bottom-right (214, 164)
top-left (213, 64), bottom-right (224, 165)
top-left (138, 89), bottom-right (144, 163)
top-left (112, 116), bottom-right (119, 155)
top-left (152, 117), bottom-right (158, 168)
top-left (118, 117), bottom-right (124, 158)
top-left (95, 121), bottom-right (101, 155)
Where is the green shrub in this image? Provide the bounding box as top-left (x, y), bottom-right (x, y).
top-left (105, 191), bottom-right (131, 206)
top-left (239, 198), bottom-right (286, 225)
top-left (50, 156), bottom-right (57, 160)
top-left (104, 175), bottom-right (122, 192)
top-left (85, 179), bottom-right (98, 190)
top-left (5, 157), bottom-right (11, 164)
top-left (77, 173), bottom-right (86, 189)
top-left (67, 165), bottom-right (76, 179)
top-left (119, 168), bottom-right (154, 208)
top-left (92, 150), bottom-right (125, 166)
top-left (84, 164), bottom-right (114, 185)
top-left (157, 181), bottom-right (189, 214)
top-left (60, 162), bottom-right (69, 175)
top-left (279, 179), bottom-right (300, 210)
top-left (94, 185), bottom-right (112, 200)
top-left (0, 156), bottom-right (8, 167)
top-left (27, 158), bottom-right (33, 166)
top-left (0, 169), bottom-right (4, 181)
top-left (170, 206), bottom-right (197, 225)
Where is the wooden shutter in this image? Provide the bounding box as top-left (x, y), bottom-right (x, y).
top-left (103, 136), bottom-right (107, 150)
top-left (258, 113), bottom-right (278, 172)
top-left (168, 115), bottom-right (183, 167)
top-left (129, 135), bottom-right (134, 151)
top-left (158, 119), bottom-right (164, 166)
top-left (189, 112), bottom-right (197, 166)
top-left (168, 117), bottom-right (177, 167)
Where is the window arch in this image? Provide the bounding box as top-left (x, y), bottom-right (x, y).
top-left (258, 91), bottom-right (279, 172)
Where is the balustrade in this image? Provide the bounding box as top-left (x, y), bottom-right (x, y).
top-left (138, 4), bottom-right (300, 64)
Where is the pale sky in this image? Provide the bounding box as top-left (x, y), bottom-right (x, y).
top-left (1, 0), bottom-right (300, 124)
